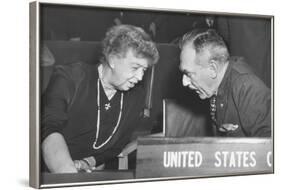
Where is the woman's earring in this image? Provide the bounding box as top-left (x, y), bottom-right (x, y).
top-left (211, 71), bottom-right (217, 79)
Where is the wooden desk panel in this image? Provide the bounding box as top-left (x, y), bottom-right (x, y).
top-left (41, 170), bottom-right (134, 187)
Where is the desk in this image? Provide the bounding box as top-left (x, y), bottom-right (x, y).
top-left (41, 170), bottom-right (134, 187)
top-left (40, 137), bottom-right (273, 187)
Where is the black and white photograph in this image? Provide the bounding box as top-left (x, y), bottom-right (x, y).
top-left (29, 1), bottom-right (273, 188)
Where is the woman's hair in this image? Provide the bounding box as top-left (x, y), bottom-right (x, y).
top-left (179, 28), bottom-right (229, 64)
top-left (101, 24), bottom-right (159, 66)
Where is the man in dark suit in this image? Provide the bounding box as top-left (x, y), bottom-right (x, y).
top-left (178, 29), bottom-right (271, 137)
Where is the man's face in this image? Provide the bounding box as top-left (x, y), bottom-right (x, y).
top-left (108, 49), bottom-right (149, 91)
top-left (179, 44), bottom-right (215, 99)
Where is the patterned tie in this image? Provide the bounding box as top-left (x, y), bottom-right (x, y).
top-left (210, 95), bottom-right (217, 131)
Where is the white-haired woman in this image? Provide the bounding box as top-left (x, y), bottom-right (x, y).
top-left (41, 25), bottom-right (159, 173)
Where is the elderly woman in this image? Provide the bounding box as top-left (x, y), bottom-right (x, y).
top-left (41, 25), bottom-right (159, 173)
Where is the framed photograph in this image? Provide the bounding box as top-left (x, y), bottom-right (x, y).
top-left (29, 0), bottom-right (274, 188)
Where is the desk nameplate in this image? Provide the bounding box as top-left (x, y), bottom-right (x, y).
top-left (136, 137), bottom-right (273, 178)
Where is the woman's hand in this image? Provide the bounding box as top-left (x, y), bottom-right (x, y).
top-left (74, 157), bottom-right (105, 173)
top-left (74, 156), bottom-right (96, 173)
top-left (74, 160), bottom-right (93, 173)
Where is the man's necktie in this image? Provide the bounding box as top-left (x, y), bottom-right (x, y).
top-left (210, 95), bottom-right (217, 131)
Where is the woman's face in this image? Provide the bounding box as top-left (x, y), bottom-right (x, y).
top-left (108, 49), bottom-right (149, 91)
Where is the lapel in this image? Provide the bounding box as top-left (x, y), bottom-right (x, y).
top-left (216, 61), bottom-right (233, 128)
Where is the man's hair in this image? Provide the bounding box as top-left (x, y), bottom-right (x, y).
top-left (101, 24), bottom-right (159, 66)
top-left (179, 28), bottom-right (229, 64)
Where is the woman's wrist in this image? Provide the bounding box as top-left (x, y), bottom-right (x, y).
top-left (83, 156), bottom-right (96, 168)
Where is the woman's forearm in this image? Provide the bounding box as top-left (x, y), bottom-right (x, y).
top-left (42, 132), bottom-right (77, 173)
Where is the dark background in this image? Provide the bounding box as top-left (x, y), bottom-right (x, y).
top-left (40, 4), bottom-right (272, 87)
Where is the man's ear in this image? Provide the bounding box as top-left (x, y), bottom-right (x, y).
top-left (209, 59), bottom-right (218, 79)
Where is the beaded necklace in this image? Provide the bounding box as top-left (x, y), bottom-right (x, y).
top-left (92, 78), bottom-right (124, 150)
